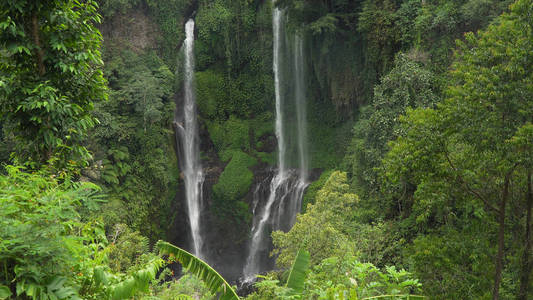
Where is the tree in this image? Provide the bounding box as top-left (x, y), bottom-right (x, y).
top-left (0, 0), bottom-right (107, 170)
top-left (383, 1), bottom-right (533, 298)
top-left (247, 253), bottom-right (423, 300)
top-left (272, 171), bottom-right (358, 269)
top-left (345, 53), bottom-right (438, 220)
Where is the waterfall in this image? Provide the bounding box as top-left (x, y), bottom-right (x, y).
top-left (273, 7), bottom-right (287, 177)
top-left (243, 4), bottom-right (309, 282)
top-left (176, 18), bottom-right (205, 258)
top-left (242, 6), bottom-right (286, 281)
top-left (289, 32), bottom-right (308, 227)
top-left (294, 33), bottom-right (308, 184)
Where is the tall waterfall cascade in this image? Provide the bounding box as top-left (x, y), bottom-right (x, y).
top-left (243, 5), bottom-right (309, 282)
top-left (294, 33), bottom-right (308, 184)
top-left (175, 18), bottom-right (205, 259)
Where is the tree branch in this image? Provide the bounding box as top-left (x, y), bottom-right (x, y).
top-left (444, 151), bottom-right (500, 214)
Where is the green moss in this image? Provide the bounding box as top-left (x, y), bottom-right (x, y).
top-left (206, 115), bottom-right (250, 153)
top-left (302, 170), bottom-right (334, 212)
top-left (218, 149), bottom-right (234, 163)
top-left (212, 150), bottom-right (257, 222)
top-left (255, 151), bottom-right (275, 165)
top-left (250, 112), bottom-right (274, 138)
top-left (213, 150), bottom-right (256, 201)
top-left (196, 70), bottom-right (226, 119)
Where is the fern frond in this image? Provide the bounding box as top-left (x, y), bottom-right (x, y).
top-left (109, 258), bottom-right (163, 300)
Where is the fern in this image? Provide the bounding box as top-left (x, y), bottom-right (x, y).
top-left (110, 259), bottom-right (162, 299)
top-left (15, 276), bottom-right (80, 300)
top-left (87, 258), bottom-right (163, 300)
top-left (156, 241), bottom-right (239, 300)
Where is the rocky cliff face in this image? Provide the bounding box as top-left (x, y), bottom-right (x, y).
top-left (100, 8), bottom-right (160, 53)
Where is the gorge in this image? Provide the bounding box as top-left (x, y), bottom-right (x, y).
top-left (2, 0), bottom-right (530, 299)
top-left (175, 4), bottom-right (311, 281)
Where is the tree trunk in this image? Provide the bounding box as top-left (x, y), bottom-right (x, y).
top-left (493, 170), bottom-right (512, 300)
top-left (31, 14), bottom-right (45, 76)
top-left (518, 171), bottom-right (532, 300)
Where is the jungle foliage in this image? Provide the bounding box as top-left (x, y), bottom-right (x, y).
top-left (88, 47), bottom-right (177, 240)
top-left (0, 0), bottom-right (107, 171)
top-left (1, 0), bottom-right (532, 299)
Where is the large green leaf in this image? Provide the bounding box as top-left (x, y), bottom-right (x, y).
top-left (0, 285), bottom-right (12, 300)
top-left (109, 258), bottom-right (162, 300)
top-left (156, 241), bottom-right (239, 300)
top-left (286, 249), bottom-right (310, 294)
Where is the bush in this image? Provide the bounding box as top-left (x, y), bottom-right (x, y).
top-left (0, 166), bottom-right (101, 298)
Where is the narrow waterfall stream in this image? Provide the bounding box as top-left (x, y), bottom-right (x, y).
top-left (291, 33), bottom-right (309, 226)
top-left (294, 33), bottom-right (308, 184)
top-left (175, 18), bottom-right (205, 258)
top-left (243, 4), bottom-right (309, 282)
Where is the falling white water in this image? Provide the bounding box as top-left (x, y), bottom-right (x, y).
top-left (243, 172), bottom-right (287, 279)
top-left (243, 5), bottom-right (286, 281)
top-left (243, 5), bottom-right (309, 282)
top-left (294, 33), bottom-right (308, 183)
top-left (180, 18), bottom-right (205, 258)
top-left (289, 33), bottom-right (309, 227)
top-left (273, 8), bottom-right (287, 176)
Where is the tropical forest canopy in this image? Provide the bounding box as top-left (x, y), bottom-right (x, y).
top-left (0, 0), bottom-right (532, 299)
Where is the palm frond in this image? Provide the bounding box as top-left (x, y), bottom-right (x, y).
top-left (156, 241), bottom-right (239, 300)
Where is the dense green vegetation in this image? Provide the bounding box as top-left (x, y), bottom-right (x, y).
top-left (0, 0), bottom-right (107, 171)
top-left (89, 47), bottom-right (177, 239)
top-left (1, 0), bottom-right (532, 299)
top-left (0, 165), bottom-right (219, 299)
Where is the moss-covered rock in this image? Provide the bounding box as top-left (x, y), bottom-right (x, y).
top-left (207, 116), bottom-right (251, 154)
top-left (212, 150), bottom-right (257, 223)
